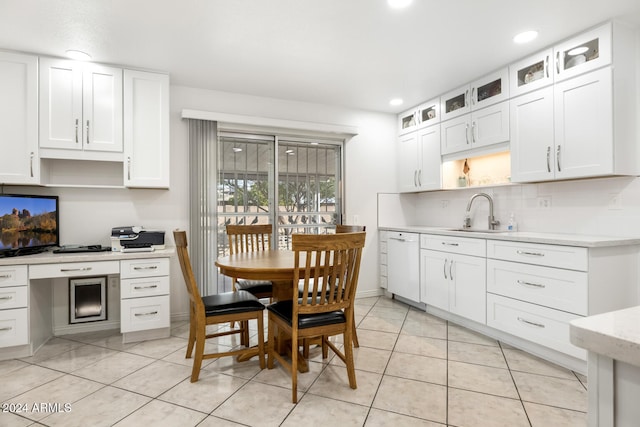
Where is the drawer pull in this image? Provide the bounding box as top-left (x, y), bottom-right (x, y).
top-left (0, 296), bottom-right (13, 300)
top-left (133, 266), bottom-right (159, 270)
top-left (0, 274), bottom-right (11, 279)
top-left (516, 280), bottom-right (546, 289)
top-left (0, 326), bottom-right (12, 331)
top-left (389, 237), bottom-right (406, 242)
top-left (441, 242), bottom-right (459, 246)
top-left (134, 285), bottom-right (158, 290)
top-left (516, 250), bottom-right (545, 257)
top-left (517, 317), bottom-right (545, 328)
top-left (135, 311), bottom-right (159, 317)
top-left (60, 267), bottom-right (92, 272)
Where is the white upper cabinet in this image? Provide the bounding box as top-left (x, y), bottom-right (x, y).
top-left (441, 68), bottom-right (509, 122)
top-left (509, 48), bottom-right (554, 97)
top-left (398, 98), bottom-right (440, 135)
top-left (39, 58), bottom-right (123, 160)
top-left (554, 22), bottom-right (612, 82)
top-left (123, 70), bottom-right (170, 188)
top-left (0, 52), bottom-right (38, 184)
top-left (397, 124), bottom-right (441, 192)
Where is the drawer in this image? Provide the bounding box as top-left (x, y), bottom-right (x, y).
top-left (0, 308), bottom-right (28, 347)
top-left (486, 293), bottom-right (585, 360)
top-left (29, 261), bottom-right (119, 279)
top-left (0, 265), bottom-right (28, 287)
top-left (0, 286), bottom-right (28, 310)
top-left (120, 295), bottom-right (170, 333)
top-left (120, 258), bottom-right (170, 279)
top-left (421, 234), bottom-right (486, 257)
top-left (487, 259), bottom-right (588, 315)
top-left (487, 240), bottom-right (587, 271)
top-left (121, 276), bottom-right (170, 299)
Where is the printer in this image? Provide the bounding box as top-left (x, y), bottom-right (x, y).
top-left (111, 226), bottom-right (165, 252)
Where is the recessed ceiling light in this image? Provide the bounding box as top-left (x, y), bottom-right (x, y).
top-left (388, 0), bottom-right (413, 9)
top-left (389, 98), bottom-right (404, 106)
top-left (513, 30), bottom-right (538, 44)
top-left (65, 49), bottom-right (91, 61)
top-left (568, 46), bottom-right (589, 56)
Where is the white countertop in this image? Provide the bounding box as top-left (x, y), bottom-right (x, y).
top-left (379, 226), bottom-right (640, 248)
top-left (570, 306), bottom-right (640, 367)
top-left (0, 247), bottom-right (175, 266)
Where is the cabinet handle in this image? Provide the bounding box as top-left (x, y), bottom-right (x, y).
top-left (133, 266), bottom-right (159, 270)
top-left (443, 259), bottom-right (448, 279)
top-left (60, 267), bottom-right (92, 272)
top-left (465, 123), bottom-right (469, 144)
top-left (127, 156), bottom-right (132, 181)
top-left (471, 87), bottom-right (476, 105)
top-left (517, 279), bottom-right (546, 289)
top-left (0, 274), bottom-right (11, 278)
top-left (516, 250), bottom-right (545, 257)
top-left (545, 55), bottom-right (549, 78)
top-left (86, 120), bottom-right (90, 144)
top-left (449, 260), bottom-right (454, 281)
top-left (389, 237), bottom-right (406, 242)
top-left (75, 119), bottom-right (79, 143)
top-left (414, 170), bottom-right (418, 187)
top-left (134, 285), bottom-right (158, 290)
top-left (441, 242), bottom-right (459, 246)
top-left (556, 145), bottom-right (561, 172)
top-left (472, 121), bottom-right (476, 143)
top-left (30, 152), bottom-right (34, 178)
top-left (546, 146), bottom-right (551, 173)
top-left (134, 311), bottom-right (158, 317)
top-left (417, 170), bottom-right (422, 187)
top-left (0, 326), bottom-right (13, 331)
top-left (0, 296), bottom-right (13, 300)
top-left (465, 89), bottom-right (469, 107)
top-left (518, 317), bottom-right (546, 328)
top-left (556, 51), bottom-right (560, 74)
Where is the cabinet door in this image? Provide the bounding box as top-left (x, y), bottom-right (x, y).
top-left (82, 65), bottom-right (123, 152)
top-left (554, 22), bottom-right (611, 82)
top-left (470, 101), bottom-right (509, 149)
top-left (416, 125), bottom-right (441, 190)
top-left (416, 98), bottom-right (440, 128)
top-left (440, 85), bottom-right (470, 121)
top-left (397, 132), bottom-right (419, 192)
top-left (510, 87), bottom-right (555, 182)
top-left (420, 249), bottom-right (449, 310)
top-left (471, 68), bottom-right (509, 110)
top-left (440, 115), bottom-right (470, 155)
top-left (554, 67), bottom-right (613, 179)
top-left (0, 52), bottom-right (38, 184)
top-left (398, 108), bottom-right (417, 135)
top-left (39, 57), bottom-right (83, 150)
top-left (123, 70), bottom-right (170, 188)
top-left (449, 253), bottom-right (486, 324)
top-left (510, 48), bottom-right (554, 97)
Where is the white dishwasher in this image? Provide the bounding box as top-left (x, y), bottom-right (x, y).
top-left (386, 231), bottom-right (420, 303)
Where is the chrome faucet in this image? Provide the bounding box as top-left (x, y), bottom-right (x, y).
top-left (463, 192), bottom-right (500, 230)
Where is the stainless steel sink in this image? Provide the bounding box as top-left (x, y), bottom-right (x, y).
top-left (446, 228), bottom-right (509, 233)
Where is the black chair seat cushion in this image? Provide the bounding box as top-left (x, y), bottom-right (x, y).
top-left (236, 279), bottom-right (273, 295)
top-left (202, 290), bottom-right (265, 317)
top-left (267, 300), bottom-right (346, 329)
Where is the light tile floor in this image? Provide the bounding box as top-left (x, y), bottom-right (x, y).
top-left (0, 296), bottom-right (587, 426)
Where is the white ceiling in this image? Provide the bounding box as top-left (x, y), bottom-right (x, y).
top-left (1, 0), bottom-right (640, 114)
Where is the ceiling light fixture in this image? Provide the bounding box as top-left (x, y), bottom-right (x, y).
top-left (389, 98), bottom-right (404, 106)
top-left (388, 0), bottom-right (413, 9)
top-left (513, 30), bottom-right (538, 44)
top-left (568, 46), bottom-right (589, 56)
top-left (65, 49), bottom-right (91, 61)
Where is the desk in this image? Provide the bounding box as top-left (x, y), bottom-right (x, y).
top-left (0, 249), bottom-right (174, 361)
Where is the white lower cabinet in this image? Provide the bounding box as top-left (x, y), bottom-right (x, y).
top-left (420, 235), bottom-right (486, 324)
top-left (0, 265), bottom-right (28, 347)
top-left (120, 258), bottom-right (170, 333)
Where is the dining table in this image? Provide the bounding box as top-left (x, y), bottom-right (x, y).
top-left (215, 249), bottom-right (311, 371)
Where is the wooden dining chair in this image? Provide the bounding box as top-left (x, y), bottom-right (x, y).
top-left (336, 224), bottom-right (365, 348)
top-left (174, 230), bottom-right (266, 382)
top-left (226, 224), bottom-right (274, 300)
top-left (267, 231), bottom-right (365, 403)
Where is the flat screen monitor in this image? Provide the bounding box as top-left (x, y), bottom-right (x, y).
top-left (0, 194), bottom-right (59, 257)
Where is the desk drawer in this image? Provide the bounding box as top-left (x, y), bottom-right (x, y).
top-left (120, 258), bottom-right (169, 279)
top-left (121, 295), bottom-right (170, 333)
top-left (0, 286), bottom-right (28, 310)
top-left (121, 276), bottom-right (170, 299)
top-left (29, 261), bottom-right (119, 279)
top-left (0, 265), bottom-right (28, 287)
top-left (0, 308), bottom-right (28, 347)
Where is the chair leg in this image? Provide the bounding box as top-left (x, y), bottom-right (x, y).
top-left (256, 313), bottom-right (265, 369)
top-left (191, 324), bottom-right (206, 382)
top-left (291, 330), bottom-right (298, 403)
top-left (186, 311), bottom-right (196, 359)
top-left (344, 329), bottom-right (357, 389)
top-left (352, 322), bottom-right (359, 348)
top-left (267, 315), bottom-right (275, 369)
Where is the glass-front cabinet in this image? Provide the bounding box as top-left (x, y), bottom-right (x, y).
top-left (510, 48), bottom-right (554, 97)
top-left (398, 98), bottom-right (440, 135)
top-left (554, 22), bottom-right (611, 82)
top-left (440, 85), bottom-right (470, 121)
top-left (441, 68), bottom-right (509, 121)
